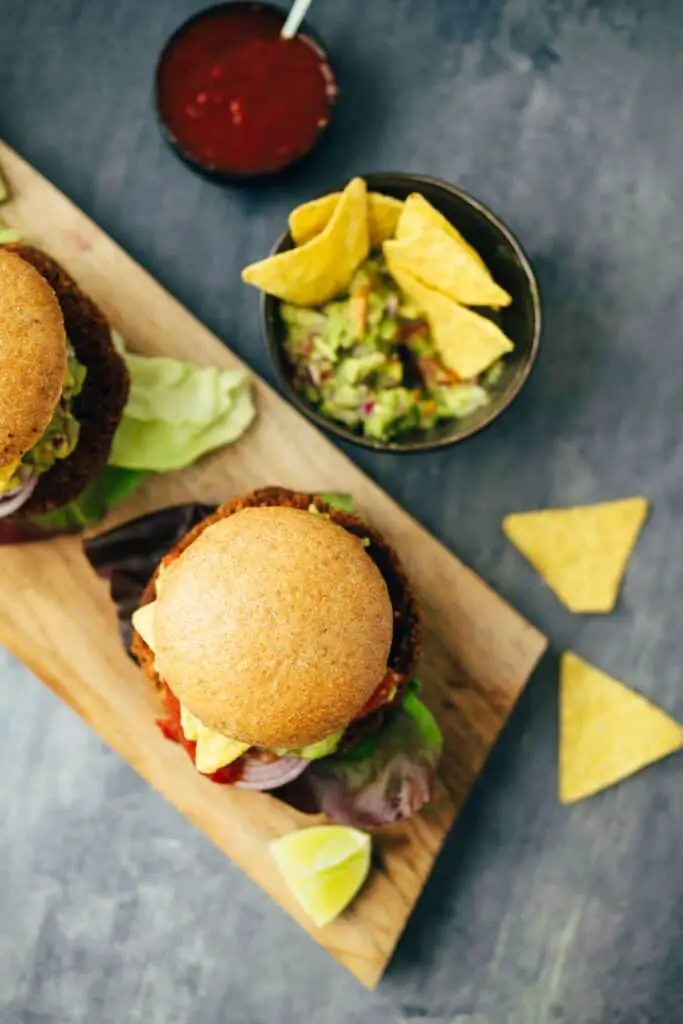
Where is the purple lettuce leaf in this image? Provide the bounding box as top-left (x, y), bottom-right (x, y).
top-left (83, 502), bottom-right (215, 651)
top-left (277, 691), bottom-right (443, 828)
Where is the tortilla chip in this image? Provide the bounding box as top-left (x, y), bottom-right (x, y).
top-left (289, 191), bottom-right (402, 248)
top-left (242, 178), bottom-right (369, 306)
top-left (503, 498), bottom-right (649, 613)
top-left (384, 250), bottom-right (513, 378)
top-left (559, 652), bottom-right (683, 803)
top-left (384, 229), bottom-right (511, 309)
top-left (397, 193), bottom-right (488, 270)
top-left (288, 193), bottom-right (336, 244)
top-left (366, 194), bottom-right (404, 247)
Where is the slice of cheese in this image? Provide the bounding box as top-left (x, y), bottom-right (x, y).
top-left (133, 598), bottom-right (249, 773)
top-left (180, 705), bottom-right (248, 774)
top-left (179, 703), bottom-right (201, 742)
top-left (194, 731), bottom-right (250, 775)
top-left (131, 567), bottom-right (168, 652)
top-left (131, 601), bottom-right (157, 651)
top-left (0, 458), bottom-right (20, 494)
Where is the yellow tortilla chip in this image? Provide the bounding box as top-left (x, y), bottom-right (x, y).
top-left (503, 498), bottom-right (649, 613)
top-left (397, 193), bottom-right (488, 270)
top-left (559, 652), bottom-right (683, 803)
top-left (367, 194), bottom-right (404, 247)
top-left (289, 193), bottom-right (337, 244)
top-left (384, 230), bottom-right (511, 309)
top-left (242, 178), bottom-right (369, 306)
top-left (384, 250), bottom-right (513, 378)
top-left (289, 191), bottom-right (402, 248)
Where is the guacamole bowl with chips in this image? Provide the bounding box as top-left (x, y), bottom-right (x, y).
top-left (250, 173), bottom-right (540, 451)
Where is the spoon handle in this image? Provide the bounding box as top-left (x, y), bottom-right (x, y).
top-left (281, 0), bottom-right (314, 40)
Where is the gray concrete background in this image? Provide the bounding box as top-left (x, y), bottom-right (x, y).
top-left (2, 1), bottom-right (683, 1021)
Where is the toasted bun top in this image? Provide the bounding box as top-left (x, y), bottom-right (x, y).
top-left (153, 506), bottom-right (394, 748)
top-left (0, 250), bottom-right (67, 466)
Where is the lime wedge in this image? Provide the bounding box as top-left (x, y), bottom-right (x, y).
top-left (271, 825), bottom-right (372, 927)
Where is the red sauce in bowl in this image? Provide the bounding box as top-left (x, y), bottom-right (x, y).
top-left (155, 2), bottom-right (338, 178)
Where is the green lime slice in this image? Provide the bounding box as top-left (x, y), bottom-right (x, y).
top-left (271, 825), bottom-right (372, 927)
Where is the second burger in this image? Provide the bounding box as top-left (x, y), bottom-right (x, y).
top-left (122, 488), bottom-right (443, 826)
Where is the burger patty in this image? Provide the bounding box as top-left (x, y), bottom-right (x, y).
top-left (2, 244), bottom-right (130, 515)
top-left (131, 487), bottom-right (421, 747)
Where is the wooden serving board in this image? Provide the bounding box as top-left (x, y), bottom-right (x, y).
top-left (0, 141), bottom-right (547, 988)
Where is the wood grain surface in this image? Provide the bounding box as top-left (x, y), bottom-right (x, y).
top-left (0, 141), bottom-right (546, 988)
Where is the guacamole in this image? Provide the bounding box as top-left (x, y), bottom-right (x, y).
top-left (1, 343), bottom-right (87, 494)
top-left (281, 257), bottom-right (501, 442)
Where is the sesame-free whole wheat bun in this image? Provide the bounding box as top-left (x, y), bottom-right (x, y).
top-left (0, 250), bottom-right (67, 466)
top-left (0, 243), bottom-right (129, 514)
top-left (153, 506), bottom-right (394, 749)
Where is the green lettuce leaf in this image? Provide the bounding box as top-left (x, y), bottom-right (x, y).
top-left (278, 689), bottom-right (443, 827)
top-left (0, 226), bottom-right (23, 244)
top-left (319, 492), bottom-right (356, 513)
top-left (109, 339), bottom-right (256, 471)
top-left (30, 467), bottom-right (148, 531)
top-left (401, 690), bottom-right (443, 751)
top-left (21, 332), bottom-right (256, 533)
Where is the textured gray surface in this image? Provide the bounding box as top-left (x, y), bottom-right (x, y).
top-left (2, 0), bottom-right (683, 1021)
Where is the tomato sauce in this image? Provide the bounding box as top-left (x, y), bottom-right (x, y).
top-left (357, 669), bottom-right (404, 719)
top-left (156, 3), bottom-right (337, 176)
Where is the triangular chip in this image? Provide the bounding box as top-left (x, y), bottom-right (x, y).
top-left (289, 191), bottom-right (402, 248)
top-left (288, 193), bottom-right (338, 244)
top-left (384, 250), bottom-right (513, 378)
top-left (367, 194), bottom-right (403, 247)
top-left (242, 177), bottom-right (369, 306)
top-left (559, 652), bottom-right (683, 803)
top-left (385, 230), bottom-right (511, 309)
top-left (397, 193), bottom-right (488, 270)
top-left (503, 498), bottom-right (649, 613)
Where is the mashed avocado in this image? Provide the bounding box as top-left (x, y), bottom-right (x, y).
top-left (273, 728), bottom-right (344, 761)
top-left (281, 257), bottom-right (496, 443)
top-left (0, 343), bottom-right (87, 494)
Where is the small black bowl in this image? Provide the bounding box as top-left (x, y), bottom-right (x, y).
top-left (154, 2), bottom-right (338, 184)
top-left (263, 173), bottom-right (541, 452)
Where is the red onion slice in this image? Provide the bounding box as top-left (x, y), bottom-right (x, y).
top-left (236, 755), bottom-right (309, 791)
top-left (0, 477), bottom-right (38, 519)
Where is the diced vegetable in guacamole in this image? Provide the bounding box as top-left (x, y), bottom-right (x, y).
top-left (1, 342), bottom-right (87, 494)
top-left (281, 257), bottom-right (502, 442)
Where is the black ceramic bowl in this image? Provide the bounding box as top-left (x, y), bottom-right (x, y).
top-left (263, 173), bottom-right (541, 452)
top-left (154, 2), bottom-right (338, 184)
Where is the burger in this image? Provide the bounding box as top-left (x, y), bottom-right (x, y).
top-left (119, 487), bottom-right (442, 826)
top-left (0, 245), bottom-right (129, 519)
